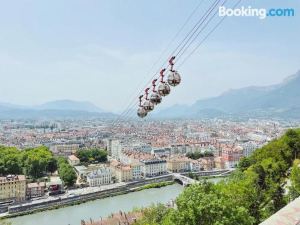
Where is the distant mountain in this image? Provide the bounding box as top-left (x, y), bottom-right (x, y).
top-left (36, 100), bottom-right (104, 113)
top-left (0, 100), bottom-right (115, 119)
top-left (155, 70), bottom-right (300, 119)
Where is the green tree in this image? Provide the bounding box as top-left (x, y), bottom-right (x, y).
top-left (57, 158), bottom-right (77, 187)
top-left (290, 161), bottom-right (300, 196)
top-left (75, 148), bottom-right (107, 163)
top-left (238, 157), bottom-right (252, 172)
top-left (21, 146), bottom-right (56, 179)
top-left (47, 158), bottom-right (58, 174)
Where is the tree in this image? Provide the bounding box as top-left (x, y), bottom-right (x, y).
top-left (0, 146), bottom-right (22, 175)
top-left (134, 204), bottom-right (172, 225)
top-left (75, 148), bottom-right (107, 163)
top-left (186, 151), bottom-right (204, 160)
top-left (238, 157), bottom-right (252, 172)
top-left (21, 146), bottom-right (56, 179)
top-left (47, 158), bottom-right (58, 174)
top-left (290, 161), bottom-right (300, 197)
top-left (57, 158), bottom-right (77, 187)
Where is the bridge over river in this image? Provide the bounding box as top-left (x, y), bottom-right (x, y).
top-left (173, 169), bottom-right (234, 186)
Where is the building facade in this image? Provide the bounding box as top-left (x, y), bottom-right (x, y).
top-left (87, 168), bottom-right (113, 187)
top-left (68, 155), bottom-right (80, 166)
top-left (0, 175), bottom-right (26, 202)
top-left (141, 159), bottom-right (167, 177)
top-left (26, 182), bottom-right (46, 199)
top-left (50, 144), bottom-right (79, 157)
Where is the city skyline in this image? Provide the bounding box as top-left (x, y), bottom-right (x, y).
top-left (0, 0), bottom-right (299, 112)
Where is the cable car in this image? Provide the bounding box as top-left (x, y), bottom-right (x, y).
top-left (142, 88), bottom-right (155, 112)
top-left (150, 79), bottom-right (162, 105)
top-left (143, 100), bottom-right (154, 112)
top-left (158, 68), bottom-right (171, 96)
top-left (137, 107), bottom-right (147, 118)
top-left (167, 71), bottom-right (181, 87)
top-left (167, 56), bottom-right (181, 87)
top-left (158, 83), bottom-right (171, 96)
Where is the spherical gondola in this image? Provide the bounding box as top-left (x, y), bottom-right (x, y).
top-left (143, 100), bottom-right (154, 112)
top-left (158, 83), bottom-right (171, 96)
top-left (137, 107), bottom-right (147, 118)
top-left (150, 93), bottom-right (162, 105)
top-left (167, 71), bottom-right (181, 87)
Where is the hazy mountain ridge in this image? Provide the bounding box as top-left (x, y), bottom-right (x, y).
top-left (0, 100), bottom-right (114, 119)
top-left (35, 100), bottom-right (104, 112)
top-left (155, 71), bottom-right (300, 119)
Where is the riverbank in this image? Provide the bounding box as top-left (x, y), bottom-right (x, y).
top-left (133, 181), bottom-right (175, 191)
top-left (7, 184), bottom-right (184, 225)
top-left (0, 174), bottom-right (174, 220)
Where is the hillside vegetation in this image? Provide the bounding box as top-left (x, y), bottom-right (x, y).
top-left (134, 129), bottom-right (300, 225)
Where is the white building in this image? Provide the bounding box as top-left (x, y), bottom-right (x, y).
top-left (141, 159), bottom-right (167, 177)
top-left (87, 167), bottom-right (113, 187)
top-left (240, 141), bottom-right (261, 157)
top-left (151, 148), bottom-right (171, 157)
top-left (111, 140), bottom-right (123, 160)
top-left (103, 138), bottom-right (113, 156)
top-left (131, 162), bottom-right (143, 180)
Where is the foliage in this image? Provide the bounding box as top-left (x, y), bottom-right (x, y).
top-left (135, 129), bottom-right (300, 225)
top-left (0, 145), bottom-right (57, 179)
top-left (134, 204), bottom-right (174, 225)
top-left (57, 157), bottom-right (77, 187)
top-left (186, 150), bottom-right (213, 160)
top-left (0, 146), bottom-right (22, 175)
top-left (20, 146), bottom-right (56, 179)
top-left (75, 148), bottom-right (107, 163)
top-left (135, 181), bottom-right (174, 191)
top-left (289, 159), bottom-right (300, 199)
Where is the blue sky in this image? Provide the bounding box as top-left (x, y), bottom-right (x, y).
top-left (0, 0), bottom-right (299, 112)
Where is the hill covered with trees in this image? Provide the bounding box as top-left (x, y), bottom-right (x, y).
top-left (134, 129), bottom-right (300, 225)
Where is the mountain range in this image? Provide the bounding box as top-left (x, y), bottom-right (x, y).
top-left (1, 71), bottom-right (299, 120)
top-left (0, 100), bottom-right (114, 119)
top-left (154, 70), bottom-right (300, 119)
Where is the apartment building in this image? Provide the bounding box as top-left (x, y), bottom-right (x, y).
top-left (167, 157), bottom-right (191, 173)
top-left (111, 140), bottom-right (123, 160)
top-left (26, 182), bottom-right (46, 199)
top-left (131, 162), bottom-right (143, 180)
top-left (114, 165), bottom-right (133, 182)
top-left (50, 144), bottom-right (79, 157)
top-left (222, 146), bottom-right (243, 168)
top-left (141, 159), bottom-right (167, 177)
top-left (0, 175), bottom-right (26, 202)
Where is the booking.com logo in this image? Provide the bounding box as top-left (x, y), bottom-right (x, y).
top-left (219, 6), bottom-right (295, 19)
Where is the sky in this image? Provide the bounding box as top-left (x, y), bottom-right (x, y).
top-left (0, 0), bottom-right (299, 113)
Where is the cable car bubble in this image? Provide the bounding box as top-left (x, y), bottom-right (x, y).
top-left (167, 71), bottom-right (181, 87)
top-left (150, 79), bottom-right (162, 105)
top-left (150, 93), bottom-right (162, 105)
top-left (137, 107), bottom-right (147, 118)
top-left (158, 83), bottom-right (171, 96)
top-left (143, 100), bottom-right (154, 112)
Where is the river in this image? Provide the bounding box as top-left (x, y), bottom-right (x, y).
top-left (9, 184), bottom-right (183, 225)
top-left (8, 177), bottom-right (223, 225)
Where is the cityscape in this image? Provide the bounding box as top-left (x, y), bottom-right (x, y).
top-left (1, 0), bottom-right (300, 225)
top-left (0, 118), bottom-right (299, 224)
